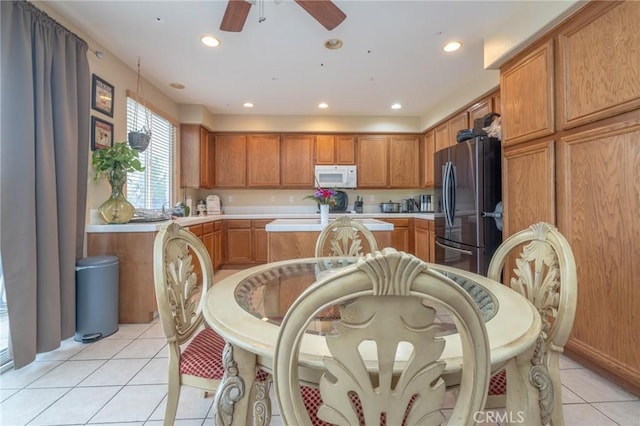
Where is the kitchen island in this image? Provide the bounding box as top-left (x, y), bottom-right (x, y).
top-left (266, 218), bottom-right (393, 262)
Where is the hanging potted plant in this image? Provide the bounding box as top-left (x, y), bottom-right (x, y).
top-left (92, 142), bottom-right (145, 224)
top-left (128, 57), bottom-right (152, 152)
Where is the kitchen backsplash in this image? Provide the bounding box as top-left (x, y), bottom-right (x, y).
top-left (187, 188), bottom-right (435, 215)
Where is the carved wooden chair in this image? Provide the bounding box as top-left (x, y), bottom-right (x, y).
top-left (314, 216), bottom-right (379, 271)
top-left (485, 222), bottom-right (577, 426)
top-left (153, 222), bottom-right (226, 425)
top-left (274, 248), bottom-right (490, 425)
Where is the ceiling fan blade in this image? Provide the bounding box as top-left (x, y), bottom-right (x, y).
top-left (220, 0), bottom-right (252, 32)
top-left (295, 0), bottom-right (346, 31)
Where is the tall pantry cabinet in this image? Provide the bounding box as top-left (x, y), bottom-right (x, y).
top-left (500, 0), bottom-right (640, 395)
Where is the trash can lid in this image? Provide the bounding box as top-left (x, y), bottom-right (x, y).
top-left (76, 255), bottom-right (119, 270)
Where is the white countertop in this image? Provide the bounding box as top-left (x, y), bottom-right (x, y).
top-left (85, 212), bottom-right (434, 233)
top-left (265, 218), bottom-right (394, 232)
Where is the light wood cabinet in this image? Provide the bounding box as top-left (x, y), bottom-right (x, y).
top-left (422, 130), bottom-right (435, 187)
top-left (502, 139), bottom-right (556, 237)
top-left (413, 219), bottom-right (430, 262)
top-left (378, 218), bottom-right (410, 252)
top-left (247, 134), bottom-right (280, 187)
top-left (315, 135), bottom-right (356, 164)
top-left (252, 220), bottom-right (270, 263)
top-left (281, 135), bottom-right (315, 187)
top-left (434, 122), bottom-right (449, 154)
top-left (180, 125), bottom-right (213, 189)
top-left (357, 136), bottom-right (388, 187)
top-left (213, 221), bottom-right (222, 270)
top-left (501, 39), bottom-right (555, 146)
top-left (447, 111), bottom-right (469, 147)
top-left (214, 134), bottom-right (246, 187)
top-left (389, 136), bottom-right (420, 188)
top-left (557, 1), bottom-right (640, 129)
top-left (225, 220), bottom-right (253, 264)
top-left (468, 98), bottom-right (493, 128)
top-left (557, 116), bottom-right (640, 394)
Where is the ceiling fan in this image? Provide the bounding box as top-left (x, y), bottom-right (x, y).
top-left (220, 0), bottom-right (346, 32)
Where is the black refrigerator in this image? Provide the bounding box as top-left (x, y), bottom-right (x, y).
top-left (434, 136), bottom-right (502, 276)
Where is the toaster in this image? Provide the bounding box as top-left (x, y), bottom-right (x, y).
top-left (206, 195), bottom-right (221, 215)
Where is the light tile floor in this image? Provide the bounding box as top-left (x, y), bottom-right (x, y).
top-left (1, 271), bottom-right (638, 425)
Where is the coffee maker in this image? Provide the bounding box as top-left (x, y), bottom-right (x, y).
top-left (419, 194), bottom-right (433, 212)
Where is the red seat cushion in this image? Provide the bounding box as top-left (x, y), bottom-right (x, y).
top-left (488, 369), bottom-right (507, 395)
top-left (180, 328), bottom-right (226, 379)
top-left (179, 328), bottom-right (271, 382)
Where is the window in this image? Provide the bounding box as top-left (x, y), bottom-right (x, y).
top-left (126, 97), bottom-right (176, 209)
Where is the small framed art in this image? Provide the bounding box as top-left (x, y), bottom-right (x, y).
top-left (91, 74), bottom-right (114, 117)
top-left (91, 116), bottom-right (114, 151)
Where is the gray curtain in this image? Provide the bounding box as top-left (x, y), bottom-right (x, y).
top-left (0, 0), bottom-right (90, 367)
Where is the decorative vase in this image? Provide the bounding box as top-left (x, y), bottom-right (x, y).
top-left (320, 204), bottom-right (329, 226)
top-left (99, 168), bottom-right (135, 224)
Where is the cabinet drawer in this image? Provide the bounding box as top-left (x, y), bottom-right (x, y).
top-left (226, 219), bottom-right (251, 229)
top-left (252, 219), bottom-right (271, 228)
top-left (203, 222), bottom-right (214, 234)
top-left (188, 224), bottom-right (203, 237)
top-left (414, 219), bottom-right (429, 230)
top-left (214, 221), bottom-right (222, 231)
top-left (381, 218), bottom-right (410, 227)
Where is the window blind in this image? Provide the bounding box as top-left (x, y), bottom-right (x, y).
top-left (126, 97), bottom-right (175, 209)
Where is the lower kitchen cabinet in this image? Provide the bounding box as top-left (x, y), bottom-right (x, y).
top-left (213, 221), bottom-right (223, 270)
top-left (225, 219), bottom-right (269, 265)
top-left (413, 218), bottom-right (434, 262)
top-left (377, 218), bottom-right (410, 252)
top-left (253, 220), bottom-right (270, 263)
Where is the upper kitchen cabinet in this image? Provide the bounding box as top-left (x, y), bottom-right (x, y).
top-left (389, 135), bottom-right (420, 188)
top-left (315, 135), bottom-right (356, 164)
top-left (422, 130), bottom-right (435, 187)
top-left (468, 98), bottom-right (493, 127)
top-left (247, 134), bottom-right (280, 187)
top-left (180, 124), bottom-right (213, 189)
top-left (557, 1), bottom-right (640, 130)
top-left (214, 134), bottom-right (247, 187)
top-left (357, 135), bottom-right (388, 187)
top-left (281, 134), bottom-right (315, 187)
top-left (434, 122), bottom-right (449, 153)
top-left (447, 111), bottom-right (469, 147)
top-left (501, 39), bottom-right (555, 146)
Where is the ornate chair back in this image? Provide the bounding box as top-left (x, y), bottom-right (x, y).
top-left (315, 216), bottom-right (379, 271)
top-left (274, 248), bottom-right (490, 425)
top-left (486, 222), bottom-right (577, 426)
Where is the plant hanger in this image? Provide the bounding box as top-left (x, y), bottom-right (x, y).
top-left (128, 57), bottom-right (152, 152)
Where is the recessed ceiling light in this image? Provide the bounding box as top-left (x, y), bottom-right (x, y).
top-left (391, 103), bottom-right (402, 110)
top-left (201, 35), bottom-right (220, 47)
top-left (443, 41), bottom-right (462, 52)
top-left (324, 38), bottom-right (343, 50)
top-left (318, 102), bottom-right (329, 109)
top-left (169, 82), bottom-right (185, 90)
top-left (243, 102), bottom-right (254, 108)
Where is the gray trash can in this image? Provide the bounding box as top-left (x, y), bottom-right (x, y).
top-left (75, 255), bottom-right (119, 342)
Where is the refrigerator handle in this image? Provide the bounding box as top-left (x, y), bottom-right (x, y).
top-left (450, 163), bottom-right (457, 223)
top-left (435, 240), bottom-right (473, 256)
top-left (443, 162), bottom-right (452, 228)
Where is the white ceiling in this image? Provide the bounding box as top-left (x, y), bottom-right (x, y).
top-left (46, 0), bottom-right (575, 118)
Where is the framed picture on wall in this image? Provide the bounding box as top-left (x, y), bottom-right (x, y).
top-left (91, 116), bottom-right (113, 151)
top-left (91, 74), bottom-right (114, 117)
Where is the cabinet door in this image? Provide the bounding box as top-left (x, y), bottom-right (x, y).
top-left (335, 136), bottom-right (356, 164)
top-left (225, 220), bottom-right (253, 264)
top-left (282, 135), bottom-right (314, 187)
top-left (468, 98), bottom-right (493, 128)
top-left (214, 135), bottom-right (247, 187)
top-left (434, 122), bottom-right (449, 154)
top-left (389, 135), bottom-right (420, 188)
top-left (414, 226), bottom-right (429, 262)
top-left (315, 135), bottom-right (335, 164)
top-left (448, 111), bottom-right (469, 147)
top-left (381, 218), bottom-right (410, 252)
top-left (247, 135), bottom-right (280, 187)
top-left (502, 139), bottom-right (555, 237)
top-left (213, 229), bottom-right (222, 270)
top-left (422, 130), bottom-right (435, 187)
top-left (252, 220), bottom-right (271, 263)
top-left (501, 40), bottom-right (555, 146)
top-left (180, 124), bottom-right (211, 188)
top-left (357, 136), bottom-right (388, 187)
top-left (557, 1), bottom-right (640, 129)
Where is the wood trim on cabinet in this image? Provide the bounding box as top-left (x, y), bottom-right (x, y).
top-left (501, 39), bottom-right (555, 146)
top-left (557, 1), bottom-right (640, 130)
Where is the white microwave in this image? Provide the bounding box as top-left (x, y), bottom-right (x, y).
top-left (314, 165), bottom-right (357, 188)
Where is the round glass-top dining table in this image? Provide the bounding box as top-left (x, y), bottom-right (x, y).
top-left (203, 257), bottom-right (543, 426)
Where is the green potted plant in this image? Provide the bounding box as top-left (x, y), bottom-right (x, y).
top-left (92, 142), bottom-right (145, 224)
